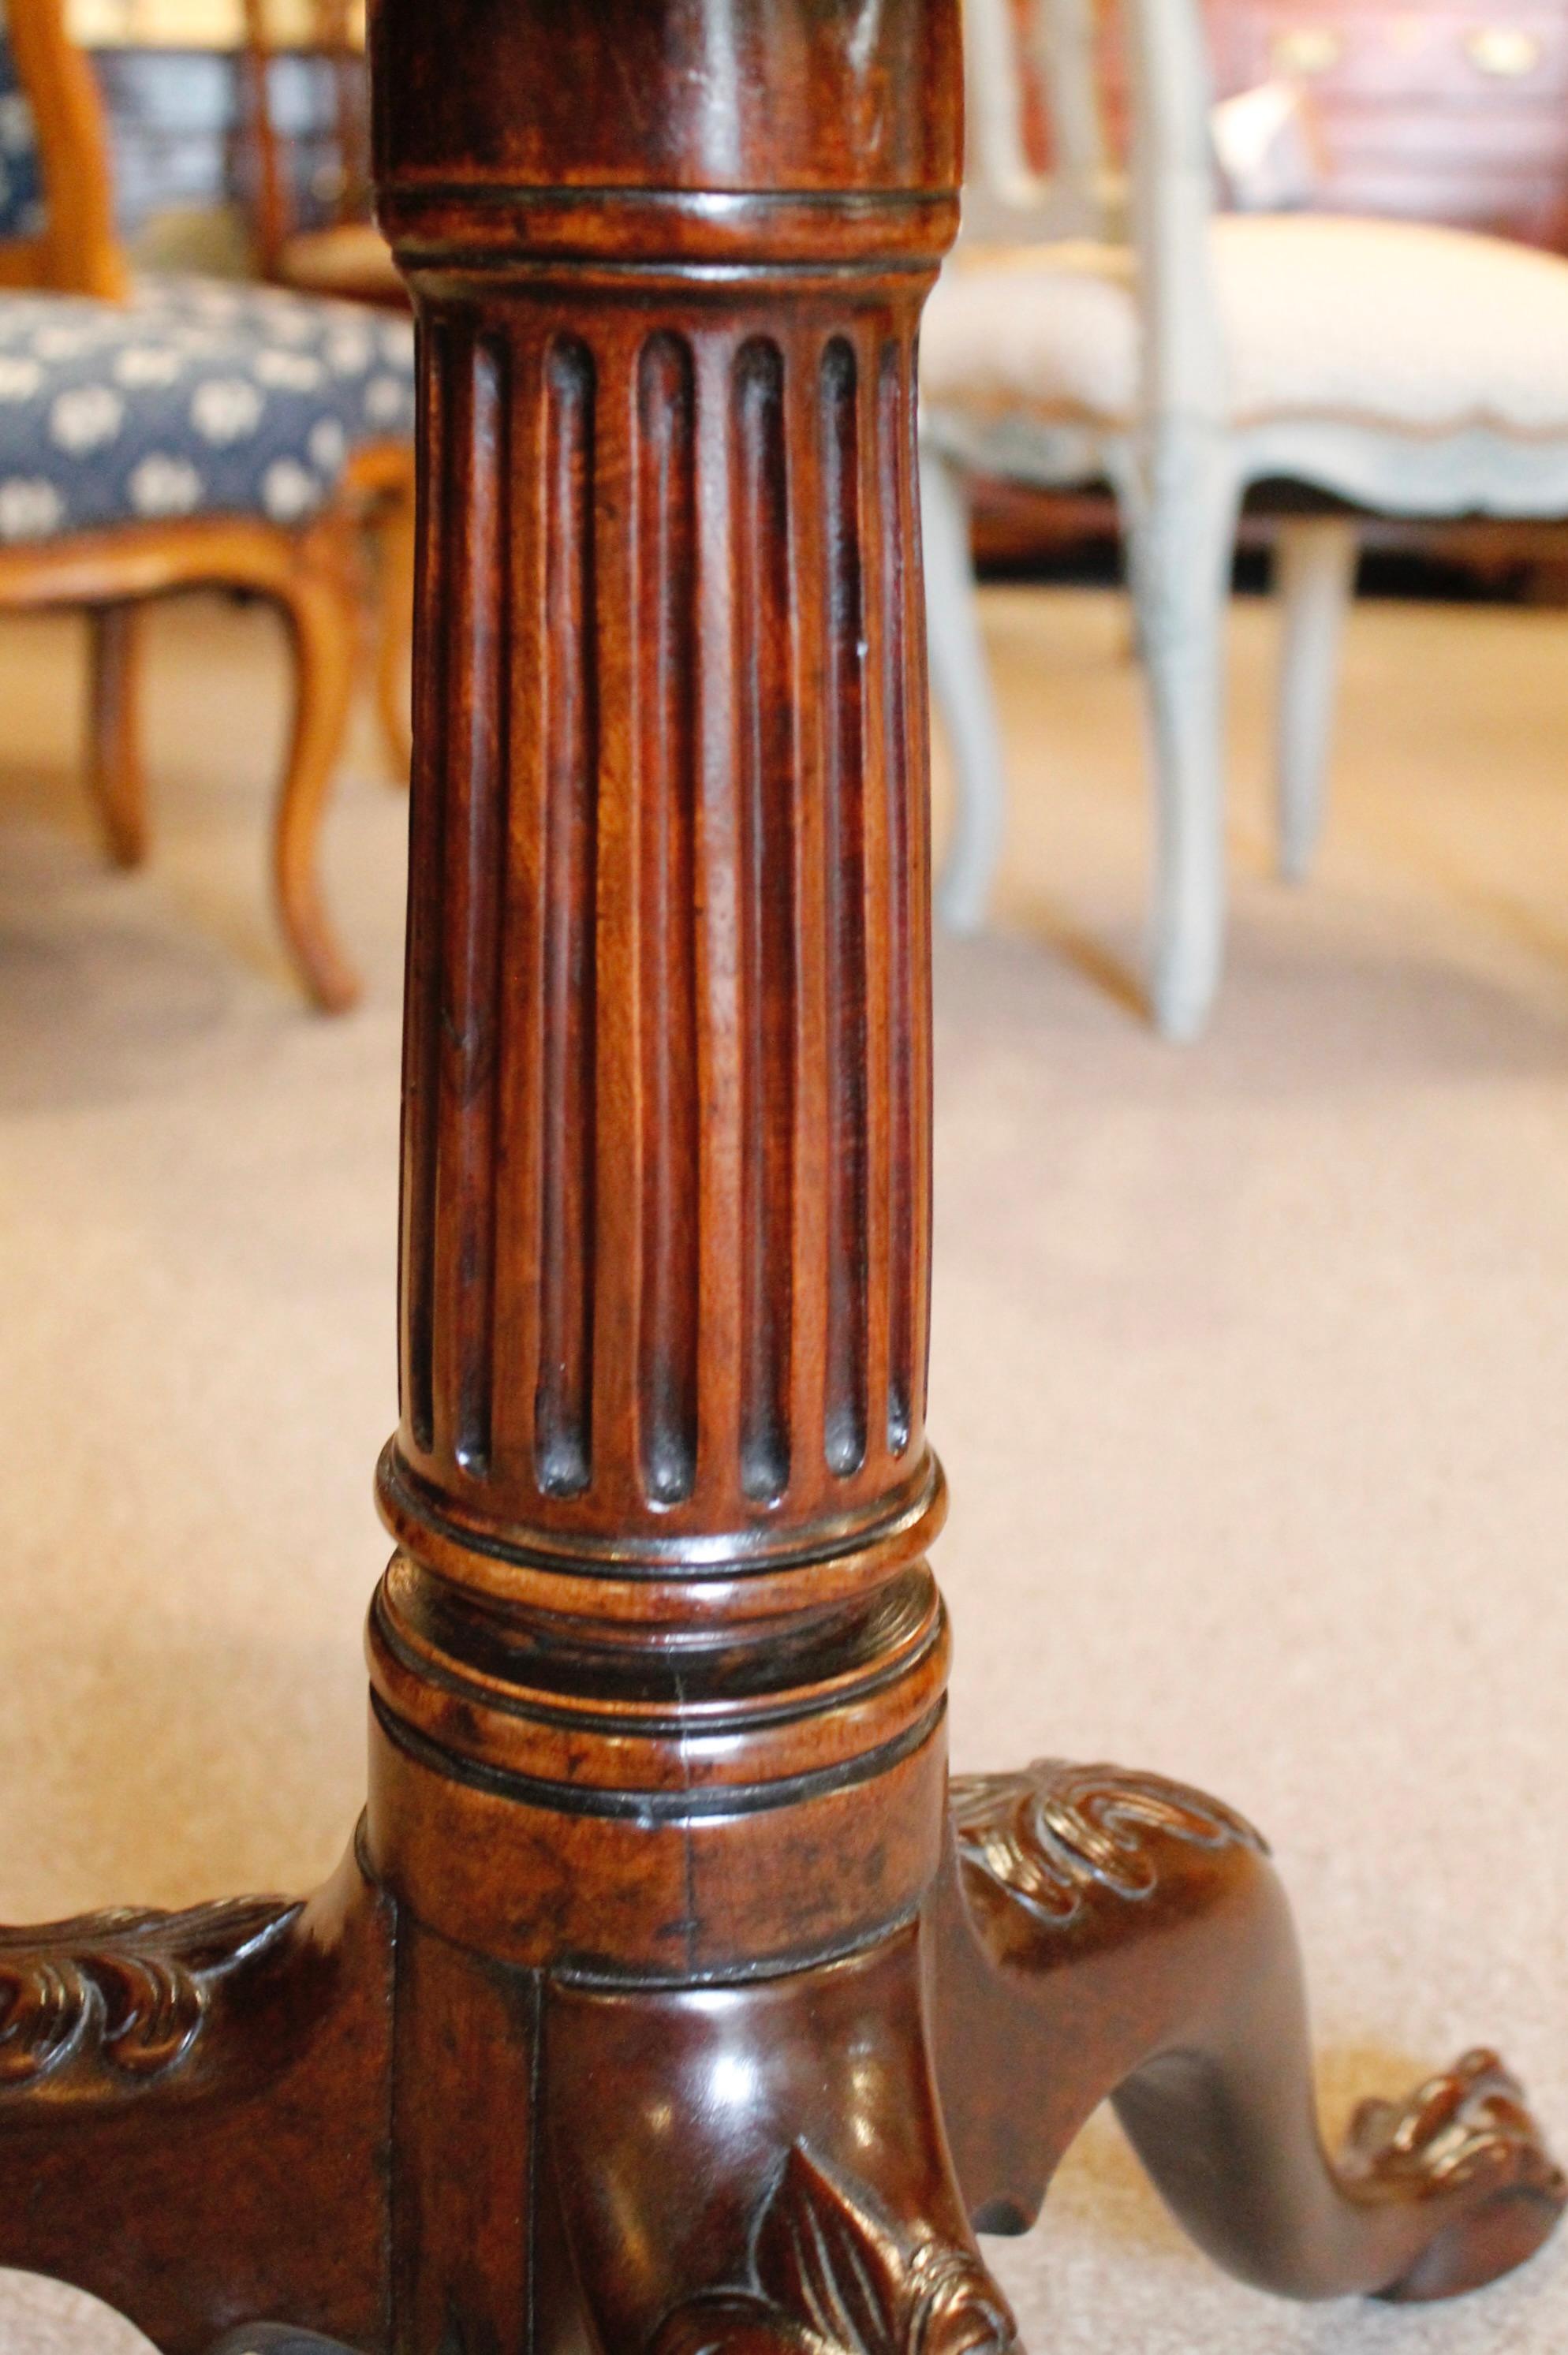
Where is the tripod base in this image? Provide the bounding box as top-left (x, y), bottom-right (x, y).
top-left (1, 1761), bottom-right (1559, 2355)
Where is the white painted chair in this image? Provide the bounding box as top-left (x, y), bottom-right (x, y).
top-left (921, 0), bottom-right (1568, 1037)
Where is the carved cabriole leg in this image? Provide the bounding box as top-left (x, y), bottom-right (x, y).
top-left (930, 1762), bottom-right (1566, 2304)
top-left (0, 1842), bottom-right (393, 2353)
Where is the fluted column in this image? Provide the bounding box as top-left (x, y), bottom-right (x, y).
top-left (365, 0), bottom-right (963, 1982)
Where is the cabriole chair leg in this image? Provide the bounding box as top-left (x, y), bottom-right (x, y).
top-left (1275, 513), bottom-right (1359, 884)
top-left (271, 515), bottom-right (361, 1013)
top-left (85, 601), bottom-right (147, 869)
top-left (921, 443), bottom-right (1010, 935)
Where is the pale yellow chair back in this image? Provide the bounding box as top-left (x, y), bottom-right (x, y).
top-left (0, 0), bottom-right (126, 299)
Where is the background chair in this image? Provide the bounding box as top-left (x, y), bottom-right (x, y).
top-left (237, 0), bottom-right (412, 768)
top-left (238, 0), bottom-right (400, 312)
top-left (920, 0), bottom-right (1568, 1037)
top-left (0, 0), bottom-right (415, 1007)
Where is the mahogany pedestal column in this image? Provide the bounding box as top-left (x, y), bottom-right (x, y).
top-left (0, 6), bottom-right (1562, 2353)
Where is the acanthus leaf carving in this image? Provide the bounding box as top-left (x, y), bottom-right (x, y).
top-left (0, 1896), bottom-right (301, 2093)
top-left (950, 1758), bottom-right (1267, 1928)
top-left (650, 2146), bottom-right (1016, 2355)
top-left (1343, 2048), bottom-right (1568, 2208)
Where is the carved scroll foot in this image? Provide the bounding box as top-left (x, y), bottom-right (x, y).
top-left (1346, 2048), bottom-right (1567, 2301)
top-left (931, 1760), bottom-right (1566, 2306)
top-left (0, 1837), bottom-right (393, 2355)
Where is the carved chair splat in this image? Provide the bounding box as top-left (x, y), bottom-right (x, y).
top-left (0, 5), bottom-right (1561, 2350)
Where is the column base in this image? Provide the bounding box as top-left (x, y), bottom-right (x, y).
top-left (0, 1763), bottom-right (1559, 2353)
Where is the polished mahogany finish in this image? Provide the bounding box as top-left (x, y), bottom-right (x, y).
top-left (0, 6), bottom-right (1561, 2351)
top-left (366, 0), bottom-right (953, 1997)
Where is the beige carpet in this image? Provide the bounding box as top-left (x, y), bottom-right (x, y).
top-left (1, 582), bottom-right (1565, 2352)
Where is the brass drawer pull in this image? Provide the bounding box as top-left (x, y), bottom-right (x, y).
top-left (1465, 23), bottom-right (1545, 73)
top-left (1271, 24), bottom-right (1346, 74)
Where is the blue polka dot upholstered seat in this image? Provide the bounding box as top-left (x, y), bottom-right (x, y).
top-left (0, 275), bottom-right (415, 544)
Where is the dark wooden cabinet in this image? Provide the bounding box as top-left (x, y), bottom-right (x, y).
top-left (980, 0), bottom-right (1568, 587)
top-left (1210, 0), bottom-right (1568, 249)
top-left (1011, 0), bottom-right (1568, 251)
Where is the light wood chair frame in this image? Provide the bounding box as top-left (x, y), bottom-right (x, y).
top-left (0, 0), bottom-right (405, 1009)
top-left (237, 0), bottom-right (412, 771)
top-left (238, 0), bottom-right (371, 288)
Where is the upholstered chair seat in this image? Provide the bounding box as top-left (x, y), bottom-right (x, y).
top-left (0, 274), bottom-right (414, 543)
top-left (923, 215), bottom-right (1568, 453)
